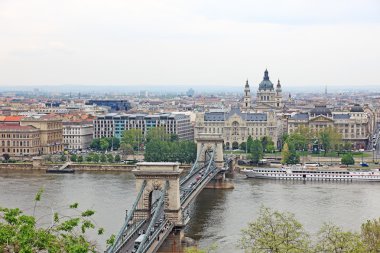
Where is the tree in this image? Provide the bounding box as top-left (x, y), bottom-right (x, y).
top-left (170, 133), bottom-right (179, 142)
top-left (114, 154), bottom-right (121, 163)
top-left (282, 142), bottom-right (300, 165)
top-left (361, 218), bottom-right (380, 252)
top-left (239, 206), bottom-right (310, 253)
top-left (2, 153), bottom-right (10, 163)
top-left (99, 138), bottom-right (110, 151)
top-left (287, 132), bottom-right (308, 151)
top-left (146, 127), bottom-right (170, 142)
top-left (239, 142), bottom-right (247, 151)
top-left (100, 154), bottom-right (107, 163)
top-left (318, 126), bottom-right (342, 156)
top-left (105, 137), bottom-right (120, 150)
top-left (121, 129), bottom-right (143, 151)
top-left (341, 153), bottom-right (355, 166)
top-left (86, 155), bottom-right (92, 163)
top-left (0, 189), bottom-right (108, 252)
top-left (70, 154), bottom-right (77, 162)
top-left (260, 136), bottom-right (274, 152)
top-left (281, 142), bottom-right (290, 164)
top-left (246, 135), bottom-right (254, 153)
top-left (90, 139), bottom-right (100, 150)
top-left (92, 154), bottom-right (100, 163)
top-left (60, 154), bottom-right (67, 162)
top-left (120, 142), bottom-right (134, 155)
top-left (107, 154), bottom-right (114, 163)
top-left (77, 155), bottom-right (83, 163)
top-left (249, 139), bottom-right (263, 165)
top-left (315, 223), bottom-right (365, 253)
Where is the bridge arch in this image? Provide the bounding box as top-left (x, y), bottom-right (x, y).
top-left (133, 163), bottom-right (182, 224)
top-left (195, 133), bottom-right (224, 168)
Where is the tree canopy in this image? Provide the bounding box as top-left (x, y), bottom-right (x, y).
top-left (249, 139), bottom-right (263, 164)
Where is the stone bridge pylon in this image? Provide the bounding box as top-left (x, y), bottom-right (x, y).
top-left (195, 133), bottom-right (224, 168)
top-left (133, 162), bottom-right (183, 226)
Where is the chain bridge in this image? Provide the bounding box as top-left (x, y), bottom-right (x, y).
top-left (106, 134), bottom-right (233, 253)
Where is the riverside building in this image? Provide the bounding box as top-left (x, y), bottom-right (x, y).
top-left (93, 113), bottom-right (193, 141)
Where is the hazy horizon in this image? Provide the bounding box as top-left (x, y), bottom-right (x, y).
top-left (1, 0), bottom-right (380, 88)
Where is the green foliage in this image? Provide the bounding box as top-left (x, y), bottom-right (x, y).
top-left (92, 153), bottom-right (100, 163)
top-left (281, 142), bottom-right (300, 165)
top-left (107, 154), bottom-right (114, 163)
top-left (91, 137), bottom-right (120, 151)
top-left (318, 126), bottom-right (342, 156)
top-left (121, 129), bottom-right (143, 151)
top-left (77, 155), bottom-right (83, 163)
top-left (114, 154), bottom-right (121, 163)
top-left (260, 136), bottom-right (275, 152)
top-left (239, 207), bottom-right (380, 253)
top-left (2, 153), bottom-right (10, 162)
top-left (100, 154), bottom-right (107, 163)
top-left (341, 153), bottom-right (355, 166)
top-left (100, 138), bottom-right (110, 151)
top-left (315, 223), bottom-right (365, 253)
top-left (86, 155), bottom-right (92, 162)
top-left (90, 138), bottom-right (100, 150)
top-left (120, 142), bottom-right (134, 155)
top-left (249, 139), bottom-right (263, 164)
top-left (60, 154), bottom-right (67, 162)
top-left (146, 127), bottom-right (171, 142)
top-left (0, 191), bottom-right (104, 252)
top-left (286, 132), bottom-right (308, 151)
top-left (145, 140), bottom-right (196, 163)
top-left (239, 142), bottom-right (247, 151)
top-left (240, 206), bottom-right (310, 253)
top-left (246, 135), bottom-right (254, 153)
top-left (361, 218), bottom-right (380, 252)
top-left (70, 154), bottom-right (77, 162)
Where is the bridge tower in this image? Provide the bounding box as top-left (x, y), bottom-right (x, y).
top-left (195, 133), bottom-right (224, 168)
top-left (133, 162), bottom-right (183, 225)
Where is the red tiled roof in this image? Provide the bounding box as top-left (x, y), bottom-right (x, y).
top-left (2, 116), bottom-right (26, 122)
top-left (0, 124), bottom-right (37, 131)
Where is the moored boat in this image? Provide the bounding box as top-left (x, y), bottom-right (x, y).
top-left (241, 167), bottom-right (380, 182)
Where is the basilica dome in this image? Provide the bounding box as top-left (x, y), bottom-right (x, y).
top-left (258, 69), bottom-right (274, 91)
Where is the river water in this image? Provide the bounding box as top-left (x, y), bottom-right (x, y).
top-left (1, 170), bottom-right (380, 252)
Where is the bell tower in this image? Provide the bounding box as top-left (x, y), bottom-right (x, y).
top-left (242, 79), bottom-right (251, 110)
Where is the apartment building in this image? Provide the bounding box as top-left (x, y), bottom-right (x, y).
top-left (94, 113), bottom-right (193, 141)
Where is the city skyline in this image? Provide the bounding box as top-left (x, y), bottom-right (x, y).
top-left (1, 0), bottom-right (380, 88)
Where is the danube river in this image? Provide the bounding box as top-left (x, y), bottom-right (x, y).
top-left (1, 170), bottom-right (380, 252)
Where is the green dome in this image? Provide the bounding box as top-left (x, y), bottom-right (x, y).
top-left (258, 69), bottom-right (274, 91)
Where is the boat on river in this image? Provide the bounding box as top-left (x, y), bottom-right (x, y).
top-left (242, 167), bottom-right (380, 181)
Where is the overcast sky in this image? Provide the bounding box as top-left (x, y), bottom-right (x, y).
top-left (0, 0), bottom-right (379, 89)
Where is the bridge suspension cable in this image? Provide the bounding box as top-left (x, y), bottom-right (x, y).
top-left (107, 180), bottom-right (147, 253)
top-left (180, 144), bottom-right (206, 185)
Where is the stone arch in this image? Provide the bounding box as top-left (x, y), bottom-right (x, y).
top-left (225, 142), bottom-right (230, 150)
top-left (133, 163), bottom-right (182, 224)
top-left (232, 141), bottom-right (239, 150)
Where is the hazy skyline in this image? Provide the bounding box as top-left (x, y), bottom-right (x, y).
top-left (1, 0), bottom-right (379, 88)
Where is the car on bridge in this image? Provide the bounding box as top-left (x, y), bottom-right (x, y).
top-left (133, 234), bottom-right (146, 252)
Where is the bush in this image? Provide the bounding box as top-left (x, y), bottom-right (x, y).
top-left (114, 154), bottom-right (121, 163)
top-left (341, 153), bottom-right (355, 166)
top-left (70, 154), bottom-right (77, 162)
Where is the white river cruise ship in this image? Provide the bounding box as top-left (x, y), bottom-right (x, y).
top-left (242, 167), bottom-right (380, 182)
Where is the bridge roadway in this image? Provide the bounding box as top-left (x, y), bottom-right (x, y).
top-left (112, 160), bottom-right (221, 253)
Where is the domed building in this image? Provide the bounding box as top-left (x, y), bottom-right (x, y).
top-left (256, 69), bottom-right (283, 110)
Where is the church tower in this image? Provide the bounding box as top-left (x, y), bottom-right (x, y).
top-left (242, 79), bottom-right (251, 110)
top-left (275, 79), bottom-right (282, 108)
